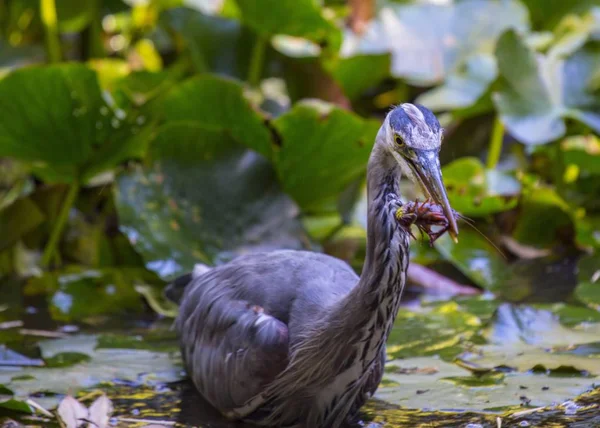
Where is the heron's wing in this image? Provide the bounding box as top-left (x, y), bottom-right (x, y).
top-left (176, 275), bottom-right (289, 413)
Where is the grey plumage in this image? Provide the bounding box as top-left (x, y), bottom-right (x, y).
top-left (166, 104), bottom-right (456, 428)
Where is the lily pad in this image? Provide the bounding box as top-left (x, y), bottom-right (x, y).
top-left (272, 102), bottom-right (380, 211)
top-left (0, 64), bottom-right (148, 184)
top-left (493, 30), bottom-right (600, 145)
top-left (458, 304), bottom-right (600, 378)
top-left (378, 356), bottom-right (596, 411)
top-left (441, 157), bottom-right (520, 217)
top-left (115, 123), bottom-right (308, 278)
top-left (0, 335), bottom-right (182, 410)
top-left (387, 301), bottom-right (491, 361)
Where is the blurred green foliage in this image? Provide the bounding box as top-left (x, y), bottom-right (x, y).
top-left (0, 0), bottom-right (599, 302)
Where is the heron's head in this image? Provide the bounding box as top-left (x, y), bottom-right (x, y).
top-left (381, 103), bottom-right (458, 241)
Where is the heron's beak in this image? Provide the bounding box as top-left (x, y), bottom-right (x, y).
top-left (411, 150), bottom-right (459, 243)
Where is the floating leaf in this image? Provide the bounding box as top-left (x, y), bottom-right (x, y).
top-left (378, 355), bottom-right (596, 411)
top-left (460, 304), bottom-right (600, 377)
top-left (0, 335), bottom-right (182, 410)
top-left (272, 102), bottom-right (380, 211)
top-left (387, 301), bottom-right (491, 361)
top-left (115, 123), bottom-right (308, 278)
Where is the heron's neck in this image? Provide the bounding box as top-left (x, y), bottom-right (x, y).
top-left (329, 145), bottom-right (410, 336)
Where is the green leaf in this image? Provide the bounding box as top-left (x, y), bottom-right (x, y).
top-left (326, 54), bottom-right (391, 101)
top-left (512, 186), bottom-right (572, 248)
top-left (160, 75), bottom-right (273, 158)
top-left (114, 123), bottom-right (308, 278)
top-left (575, 254), bottom-right (600, 308)
top-left (0, 64), bottom-right (148, 184)
top-left (561, 135), bottom-right (600, 175)
top-left (0, 335), bottom-right (182, 410)
top-left (378, 355), bottom-right (596, 411)
top-left (493, 30), bottom-right (600, 144)
top-left (24, 267), bottom-right (158, 322)
top-left (0, 197), bottom-right (45, 252)
top-left (56, 0), bottom-right (95, 33)
top-left (520, 0), bottom-right (598, 30)
top-left (162, 8), bottom-right (256, 79)
top-left (460, 304), bottom-right (600, 376)
top-left (434, 228), bottom-right (507, 292)
top-left (233, 0), bottom-right (340, 49)
top-left (387, 301), bottom-right (490, 361)
top-left (442, 157), bottom-right (520, 216)
top-left (272, 102), bottom-right (380, 211)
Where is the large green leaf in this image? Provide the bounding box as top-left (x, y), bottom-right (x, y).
top-left (233, 0), bottom-right (340, 49)
top-left (161, 7), bottom-right (256, 79)
top-left (0, 64), bottom-right (148, 183)
top-left (160, 75), bottom-right (273, 158)
top-left (272, 102), bottom-right (380, 211)
top-left (442, 157), bottom-right (520, 216)
top-left (24, 267), bottom-right (158, 322)
top-left (493, 30), bottom-right (600, 145)
top-left (115, 123), bottom-right (309, 278)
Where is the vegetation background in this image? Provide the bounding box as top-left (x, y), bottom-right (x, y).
top-left (1, 0), bottom-right (600, 425)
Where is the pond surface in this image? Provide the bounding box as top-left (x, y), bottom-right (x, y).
top-left (1, 268), bottom-right (600, 427)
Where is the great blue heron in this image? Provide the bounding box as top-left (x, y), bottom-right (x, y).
top-left (165, 103), bottom-right (458, 428)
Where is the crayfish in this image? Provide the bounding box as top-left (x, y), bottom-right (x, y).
top-left (395, 200), bottom-right (461, 246)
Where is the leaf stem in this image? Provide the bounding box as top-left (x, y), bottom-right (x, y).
top-left (40, 0), bottom-right (62, 63)
top-left (487, 116), bottom-right (504, 169)
top-left (247, 35), bottom-right (267, 87)
top-left (41, 180), bottom-right (80, 268)
top-left (87, 0), bottom-right (104, 58)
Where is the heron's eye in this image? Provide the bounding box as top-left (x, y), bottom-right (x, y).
top-left (395, 135), bottom-right (405, 147)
